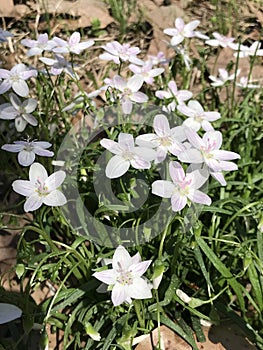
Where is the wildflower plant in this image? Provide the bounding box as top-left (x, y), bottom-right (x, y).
top-left (1, 10), bottom-right (263, 350)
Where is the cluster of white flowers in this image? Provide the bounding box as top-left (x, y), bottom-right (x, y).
top-left (1, 15), bottom-right (255, 310)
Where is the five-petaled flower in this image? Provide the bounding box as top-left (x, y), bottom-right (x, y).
top-left (99, 41), bottom-right (142, 64)
top-left (233, 41), bottom-right (263, 58)
top-left (155, 80), bottom-right (192, 105)
top-left (0, 93), bottom-right (38, 132)
top-left (129, 61), bottom-right (164, 85)
top-left (12, 162), bottom-right (67, 212)
top-left (177, 100), bottom-right (221, 131)
top-left (209, 68), bottom-right (240, 87)
top-left (2, 140), bottom-right (54, 166)
top-left (100, 132), bottom-right (156, 179)
top-left (93, 245), bottom-right (152, 306)
top-left (163, 18), bottom-right (200, 46)
top-left (0, 63), bottom-right (37, 97)
top-left (205, 32), bottom-right (236, 48)
top-left (21, 33), bottom-right (56, 57)
top-left (52, 31), bottom-right (94, 55)
top-left (39, 55), bottom-right (78, 79)
top-left (178, 129), bottom-right (240, 185)
top-left (152, 161), bottom-right (211, 212)
top-left (110, 75), bottom-right (148, 114)
top-left (136, 114), bottom-right (186, 164)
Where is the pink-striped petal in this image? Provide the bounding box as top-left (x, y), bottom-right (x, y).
top-left (171, 192), bottom-right (187, 211)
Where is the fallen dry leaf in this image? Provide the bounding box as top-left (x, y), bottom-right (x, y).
top-left (31, 0), bottom-right (113, 29)
top-left (0, 0), bottom-right (14, 17)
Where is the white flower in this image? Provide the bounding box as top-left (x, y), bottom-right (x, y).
top-left (129, 61), bottom-right (164, 85)
top-left (177, 100), bottom-right (221, 131)
top-left (233, 41), bottom-right (263, 58)
top-left (136, 114), bottom-right (186, 164)
top-left (155, 80), bottom-right (192, 105)
top-left (163, 17), bottom-right (200, 46)
top-left (2, 140), bottom-right (54, 166)
top-left (0, 28), bottom-right (13, 42)
top-left (178, 129), bottom-right (240, 185)
top-left (39, 55), bottom-right (78, 79)
top-left (52, 32), bottom-right (94, 54)
top-left (205, 32), bottom-right (236, 48)
top-left (152, 161), bottom-right (211, 212)
top-left (0, 64), bottom-right (37, 97)
top-left (93, 245), bottom-right (152, 306)
top-left (100, 132), bottom-right (156, 178)
top-left (110, 75), bottom-right (148, 114)
top-left (235, 76), bottom-right (260, 89)
top-left (209, 68), bottom-right (240, 87)
top-left (21, 33), bottom-right (56, 57)
top-left (12, 162), bottom-right (67, 212)
top-left (99, 41), bottom-right (142, 64)
top-left (0, 303), bottom-right (22, 324)
top-left (0, 93), bottom-right (38, 132)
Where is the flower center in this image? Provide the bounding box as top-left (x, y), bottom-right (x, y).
top-left (24, 144), bottom-right (33, 152)
top-left (122, 150), bottom-right (134, 161)
top-left (116, 270), bottom-right (133, 285)
top-left (35, 177), bottom-right (49, 196)
top-left (123, 87), bottom-right (132, 98)
top-left (160, 136), bottom-right (172, 147)
top-left (11, 74), bottom-right (20, 83)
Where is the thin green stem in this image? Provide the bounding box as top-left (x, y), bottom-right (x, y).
top-left (133, 299), bottom-right (145, 329)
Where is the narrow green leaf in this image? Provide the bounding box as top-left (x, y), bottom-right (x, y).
top-left (247, 262), bottom-right (263, 311)
top-left (196, 237), bottom-right (245, 312)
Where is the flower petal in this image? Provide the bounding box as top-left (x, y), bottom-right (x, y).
top-left (169, 161), bottom-right (185, 183)
top-left (92, 269), bottom-right (117, 285)
top-left (1, 144), bottom-right (24, 152)
top-left (18, 150), bottom-right (35, 166)
top-left (100, 139), bottom-right (122, 155)
top-left (128, 278), bottom-right (152, 299)
top-left (127, 74), bottom-right (144, 92)
top-left (112, 245), bottom-right (133, 271)
top-left (129, 260), bottom-right (152, 277)
top-left (105, 155), bottom-right (130, 179)
top-left (29, 162), bottom-right (48, 183)
top-left (12, 180), bottom-right (34, 196)
top-left (152, 180), bottom-right (174, 198)
top-left (15, 116), bottom-right (27, 132)
top-left (43, 190), bottom-right (67, 206)
top-left (130, 157), bottom-right (151, 169)
top-left (153, 114), bottom-right (171, 137)
top-left (178, 148), bottom-right (204, 163)
top-left (45, 171), bottom-right (66, 191)
top-left (118, 133), bottom-right (134, 150)
top-left (24, 194), bottom-right (43, 212)
top-left (187, 189), bottom-right (211, 206)
top-left (12, 80), bottom-right (29, 97)
top-left (212, 150), bottom-right (240, 160)
top-left (171, 192), bottom-right (187, 211)
top-left (111, 283), bottom-right (128, 306)
top-left (121, 98), bottom-right (133, 114)
top-left (130, 91), bottom-right (148, 103)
